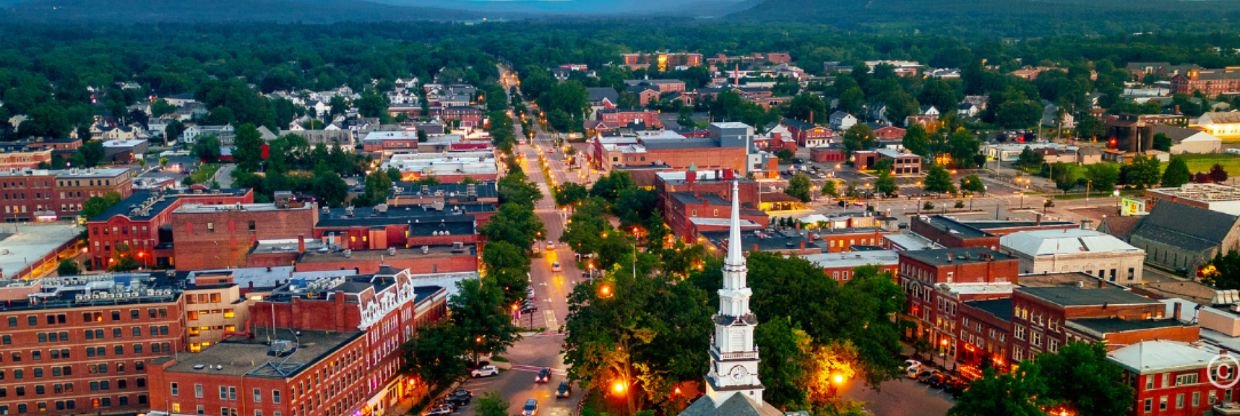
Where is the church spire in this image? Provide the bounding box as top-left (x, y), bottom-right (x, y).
top-left (725, 179), bottom-right (745, 270)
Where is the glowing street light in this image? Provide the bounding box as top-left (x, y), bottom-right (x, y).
top-left (611, 379), bottom-right (627, 395)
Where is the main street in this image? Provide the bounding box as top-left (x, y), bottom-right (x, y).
top-left (455, 69), bottom-right (587, 416)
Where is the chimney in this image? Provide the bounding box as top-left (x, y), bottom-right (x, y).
top-left (1173, 302), bottom-right (1183, 322)
top-left (297, 235), bottom-right (305, 254)
top-left (734, 63), bottom-right (740, 88)
top-left (809, 111), bottom-right (815, 125)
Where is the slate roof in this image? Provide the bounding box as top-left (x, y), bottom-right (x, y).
top-left (1132, 202), bottom-right (1238, 251)
top-left (964, 298), bottom-right (1013, 322)
top-left (681, 394), bottom-right (783, 416)
top-left (586, 87), bottom-right (619, 104)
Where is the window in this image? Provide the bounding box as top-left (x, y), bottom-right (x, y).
top-left (2, 335), bottom-right (9, 344)
top-left (207, 222), bottom-right (215, 232)
top-left (111, 311), bottom-right (120, 321)
top-left (1146, 375), bottom-right (1154, 390)
top-left (1176, 393), bottom-right (1184, 409)
top-left (254, 388), bottom-right (262, 403)
top-left (27, 316), bottom-right (36, 326)
top-left (195, 384), bottom-right (203, 399)
top-left (1160, 396), bottom-right (1168, 411)
top-left (1194, 391), bottom-right (1201, 407)
top-left (248, 220), bottom-right (256, 231)
top-left (272, 390), bottom-right (281, 404)
top-left (6, 317), bottom-right (14, 327)
top-left (1176, 373), bottom-right (1199, 385)
top-left (171, 382), bottom-right (179, 396)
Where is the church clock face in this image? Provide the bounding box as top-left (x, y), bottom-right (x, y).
top-left (729, 365), bottom-right (748, 381)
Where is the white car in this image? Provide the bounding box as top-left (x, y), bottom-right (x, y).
top-left (471, 365), bottom-right (499, 378)
top-left (546, 240), bottom-right (556, 249)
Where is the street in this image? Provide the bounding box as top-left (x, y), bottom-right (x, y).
top-left (842, 378), bottom-right (955, 416)
top-left (455, 68), bottom-right (587, 416)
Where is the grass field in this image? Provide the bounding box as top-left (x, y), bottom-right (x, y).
top-left (1169, 154), bottom-right (1240, 175)
top-left (187, 163), bottom-right (219, 185)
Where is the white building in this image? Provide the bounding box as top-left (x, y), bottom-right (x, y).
top-left (681, 181), bottom-right (781, 416)
top-left (829, 111), bottom-right (857, 131)
top-left (1152, 125), bottom-right (1223, 155)
top-left (1000, 229), bottom-right (1146, 284)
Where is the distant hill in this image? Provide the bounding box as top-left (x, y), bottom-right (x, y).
top-left (373, 0), bottom-right (754, 17)
top-left (735, 0), bottom-right (1240, 33)
top-left (0, 0), bottom-right (482, 23)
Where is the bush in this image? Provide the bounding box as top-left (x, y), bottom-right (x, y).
top-left (955, 200), bottom-right (965, 209)
top-left (923, 202), bottom-right (935, 210)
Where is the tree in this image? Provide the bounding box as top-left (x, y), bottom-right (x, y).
top-left (1014, 146), bottom-right (1045, 171)
top-left (949, 367), bottom-right (1048, 416)
top-left (78, 140), bottom-right (104, 167)
top-left (924, 165), bottom-right (956, 194)
top-left (481, 240), bottom-right (531, 305)
top-left (109, 242), bottom-right (141, 272)
top-left (192, 136), bottom-right (222, 163)
top-left (1120, 155), bottom-right (1162, 188)
top-left (1211, 163), bottom-right (1229, 183)
top-left (310, 169), bottom-right (348, 207)
top-left (874, 170), bottom-right (897, 197)
top-left (1153, 133), bottom-right (1172, 152)
top-left (902, 124), bottom-right (931, 158)
top-left (1204, 251), bottom-right (1240, 289)
top-left (482, 203), bottom-right (545, 249)
top-left (842, 124), bottom-right (875, 157)
top-left (554, 182), bottom-right (589, 207)
top-left (756, 317), bottom-right (811, 407)
top-left (1085, 163), bottom-right (1120, 193)
top-left (57, 260), bottom-right (80, 276)
top-left (1034, 343), bottom-right (1135, 416)
top-left (451, 279), bottom-right (521, 364)
top-left (1162, 156), bottom-right (1191, 187)
top-left (80, 191), bottom-right (123, 220)
top-left (402, 323), bottom-right (468, 390)
top-left (475, 392), bottom-right (509, 416)
top-left (786, 92), bottom-right (827, 122)
top-left (960, 175), bottom-right (986, 194)
top-left (417, 130), bottom-right (428, 143)
top-left (946, 129), bottom-right (981, 169)
top-left (1075, 113), bottom-right (1106, 140)
top-left (233, 123), bottom-right (265, 172)
top-left (1049, 163), bottom-right (1078, 192)
top-left (357, 167), bottom-right (394, 207)
top-left (786, 173), bottom-right (813, 202)
top-left (821, 180), bottom-right (839, 198)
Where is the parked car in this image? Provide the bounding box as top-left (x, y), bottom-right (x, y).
top-left (927, 373), bottom-right (948, 388)
top-left (910, 368), bottom-right (932, 380)
top-left (423, 405), bottom-right (452, 416)
top-left (556, 381), bottom-right (572, 398)
top-left (944, 377), bottom-right (969, 397)
top-left (901, 359), bottom-right (922, 371)
top-left (448, 389), bottom-right (472, 406)
top-left (471, 365), bottom-right (499, 378)
top-left (432, 398), bottom-right (455, 412)
top-left (522, 399), bottom-right (538, 416)
top-left (915, 369), bottom-right (935, 383)
top-left (535, 367), bottom-right (551, 383)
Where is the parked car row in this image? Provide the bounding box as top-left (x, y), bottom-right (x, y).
top-left (902, 359), bottom-right (969, 398)
top-left (422, 389), bottom-right (473, 415)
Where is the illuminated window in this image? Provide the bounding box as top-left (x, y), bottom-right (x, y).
top-left (223, 311), bottom-right (235, 319)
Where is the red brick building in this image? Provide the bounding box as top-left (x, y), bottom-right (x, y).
top-left (654, 170), bottom-right (759, 215)
top-left (585, 110), bottom-right (665, 135)
top-left (782, 118), bottom-right (835, 148)
top-left (666, 192), bottom-right (768, 239)
top-left (899, 248), bottom-right (1020, 358)
top-left (810, 147), bottom-right (847, 163)
top-left (1171, 68), bottom-right (1240, 96)
top-left (957, 298), bottom-right (1015, 373)
top-left (1, 167), bottom-right (131, 221)
top-left (873, 126), bottom-right (907, 140)
top-left (86, 188), bottom-right (254, 269)
top-left (909, 215), bottom-right (1077, 250)
top-left (171, 201), bottom-right (317, 271)
top-left (293, 245), bottom-right (478, 275)
top-left (0, 149), bottom-right (53, 170)
top-left (0, 273), bottom-right (185, 416)
top-left (148, 268), bottom-right (449, 416)
top-left (1109, 341), bottom-right (1238, 416)
top-left (621, 52), bottom-right (703, 70)
top-left (1008, 286), bottom-right (1169, 363)
top-left (313, 206), bottom-right (479, 251)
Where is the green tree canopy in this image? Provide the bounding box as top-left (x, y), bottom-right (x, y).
top-left (786, 173), bottom-right (813, 202)
top-left (924, 165), bottom-right (956, 194)
top-left (1162, 156), bottom-right (1191, 187)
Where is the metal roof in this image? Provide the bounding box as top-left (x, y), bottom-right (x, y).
top-left (1000, 229), bottom-right (1141, 256)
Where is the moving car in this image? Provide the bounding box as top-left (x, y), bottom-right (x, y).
top-left (556, 381), bottom-right (572, 398)
top-left (551, 262), bottom-right (562, 272)
top-left (522, 399), bottom-right (538, 416)
top-left (535, 367), bottom-right (551, 383)
top-left (546, 240), bottom-right (555, 249)
top-left (471, 365), bottom-right (499, 378)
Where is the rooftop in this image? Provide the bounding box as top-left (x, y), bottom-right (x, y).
top-left (161, 328), bottom-right (363, 377)
top-left (1148, 183), bottom-right (1240, 203)
top-left (296, 245), bottom-right (476, 264)
top-left (1000, 229), bottom-right (1142, 256)
top-left (0, 222), bottom-right (80, 280)
top-left (964, 298), bottom-right (1013, 322)
top-left (317, 205), bottom-right (478, 236)
top-left (90, 188), bottom-right (251, 222)
top-left (1107, 340), bottom-right (1217, 374)
top-left (701, 228), bottom-right (827, 253)
top-left (0, 167), bottom-right (130, 178)
top-left (0, 273), bottom-right (180, 312)
top-left (1017, 286), bottom-right (1158, 307)
top-left (1067, 317), bottom-right (1189, 336)
top-left (900, 247), bottom-right (1013, 267)
top-left (175, 202), bottom-right (311, 214)
top-left (801, 250), bottom-right (899, 269)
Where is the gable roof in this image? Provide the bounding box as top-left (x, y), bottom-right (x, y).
top-left (586, 87), bottom-right (619, 104)
top-left (1132, 202), bottom-right (1238, 251)
top-left (1098, 215), bottom-right (1144, 242)
top-left (1152, 125), bottom-right (1219, 144)
top-left (681, 394), bottom-right (783, 416)
top-left (1200, 112), bottom-right (1240, 125)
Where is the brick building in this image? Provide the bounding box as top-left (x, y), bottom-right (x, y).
top-left (293, 245), bottom-right (478, 275)
top-left (1171, 68), bottom-right (1240, 96)
top-left (1109, 341), bottom-right (1238, 416)
top-left (585, 110), bottom-right (665, 136)
top-left (180, 273), bottom-right (253, 352)
top-left (171, 201), bottom-right (318, 271)
top-left (802, 250), bottom-right (899, 283)
top-left (781, 118), bottom-right (834, 148)
top-left (0, 167), bottom-right (131, 221)
top-left (1009, 286), bottom-right (1168, 363)
top-left (440, 106), bottom-right (485, 129)
top-left (620, 52), bottom-right (703, 71)
top-left (666, 192), bottom-right (768, 240)
top-left (589, 133), bottom-right (748, 176)
top-left (0, 273), bottom-right (185, 416)
top-left (654, 170), bottom-right (759, 217)
top-left (0, 149), bottom-right (53, 170)
top-left (899, 248), bottom-right (1019, 357)
top-left (314, 205), bottom-right (478, 251)
top-left (86, 188), bottom-right (254, 270)
top-left (146, 268), bottom-right (448, 416)
top-left (909, 215), bottom-right (1078, 250)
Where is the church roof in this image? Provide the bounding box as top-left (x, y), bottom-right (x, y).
top-left (681, 394), bottom-right (783, 416)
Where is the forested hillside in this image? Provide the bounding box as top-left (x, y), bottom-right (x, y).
top-left (0, 0), bottom-right (478, 23)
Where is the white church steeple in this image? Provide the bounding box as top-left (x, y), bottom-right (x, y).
top-left (703, 179), bottom-right (765, 407)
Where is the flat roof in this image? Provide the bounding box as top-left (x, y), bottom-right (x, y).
top-left (883, 232), bottom-right (941, 251)
top-left (1017, 286), bottom-right (1158, 307)
top-left (1108, 340), bottom-right (1217, 374)
top-left (964, 298), bottom-right (1013, 322)
top-left (1000, 229), bottom-right (1141, 256)
top-left (801, 250), bottom-right (899, 269)
top-left (297, 246), bottom-right (475, 264)
top-left (701, 228), bottom-right (827, 253)
top-left (0, 223), bottom-right (80, 279)
top-left (899, 247), bottom-right (1013, 266)
top-left (175, 202), bottom-right (310, 214)
top-left (1018, 272), bottom-right (1121, 288)
top-left (91, 188), bottom-right (251, 222)
top-left (1068, 317), bottom-right (1187, 334)
top-left (162, 328), bottom-right (362, 378)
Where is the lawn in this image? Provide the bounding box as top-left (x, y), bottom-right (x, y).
top-left (1167, 154), bottom-right (1240, 175)
top-left (187, 163), bottom-right (220, 185)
